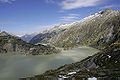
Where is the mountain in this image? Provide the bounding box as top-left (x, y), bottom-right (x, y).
top-left (20, 17), bottom-right (120, 80)
top-left (0, 31), bottom-right (59, 55)
top-left (29, 23), bottom-right (73, 44)
top-left (21, 33), bottom-right (37, 42)
top-left (51, 9), bottom-right (120, 50)
top-left (0, 31), bottom-right (10, 36)
top-left (20, 9), bottom-right (120, 80)
top-left (30, 9), bottom-right (120, 50)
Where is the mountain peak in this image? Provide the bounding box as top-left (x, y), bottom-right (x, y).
top-left (0, 31), bottom-right (10, 36)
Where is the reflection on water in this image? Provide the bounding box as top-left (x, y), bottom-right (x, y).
top-left (0, 47), bottom-right (99, 80)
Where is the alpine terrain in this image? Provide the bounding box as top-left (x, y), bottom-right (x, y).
top-left (20, 9), bottom-right (120, 80)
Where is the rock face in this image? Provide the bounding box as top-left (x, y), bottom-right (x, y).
top-left (30, 9), bottom-right (120, 50)
top-left (0, 31), bottom-right (59, 55)
top-left (20, 9), bottom-right (120, 80)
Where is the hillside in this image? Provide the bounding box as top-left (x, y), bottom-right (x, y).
top-left (0, 31), bottom-right (59, 55)
top-left (51, 9), bottom-right (120, 50)
top-left (30, 9), bottom-right (120, 50)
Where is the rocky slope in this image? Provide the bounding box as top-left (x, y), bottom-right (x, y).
top-left (51, 9), bottom-right (120, 50)
top-left (30, 9), bottom-right (120, 50)
top-left (0, 31), bottom-right (59, 55)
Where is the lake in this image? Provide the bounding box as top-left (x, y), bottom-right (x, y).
top-left (0, 47), bottom-right (99, 80)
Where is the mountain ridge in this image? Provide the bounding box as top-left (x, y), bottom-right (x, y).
top-left (30, 9), bottom-right (120, 50)
top-left (0, 31), bottom-right (59, 55)
top-left (51, 9), bottom-right (120, 50)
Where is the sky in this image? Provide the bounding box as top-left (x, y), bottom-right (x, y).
top-left (0, 0), bottom-right (120, 36)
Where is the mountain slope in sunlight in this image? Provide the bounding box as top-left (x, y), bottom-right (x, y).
top-left (30, 9), bottom-right (120, 50)
top-left (51, 9), bottom-right (120, 50)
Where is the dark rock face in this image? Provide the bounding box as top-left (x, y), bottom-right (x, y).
top-left (0, 31), bottom-right (59, 55)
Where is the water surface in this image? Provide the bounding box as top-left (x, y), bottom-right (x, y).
top-left (0, 47), bottom-right (99, 80)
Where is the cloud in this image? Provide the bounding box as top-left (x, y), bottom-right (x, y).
top-left (60, 0), bottom-right (101, 10)
top-left (100, 5), bottom-right (120, 9)
top-left (0, 0), bottom-right (15, 3)
top-left (60, 13), bottom-right (80, 22)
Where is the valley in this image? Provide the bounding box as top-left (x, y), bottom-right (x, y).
top-left (0, 9), bottom-right (119, 80)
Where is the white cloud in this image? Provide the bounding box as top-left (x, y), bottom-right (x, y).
top-left (60, 13), bottom-right (80, 22)
top-left (60, 0), bottom-right (101, 10)
top-left (0, 0), bottom-right (15, 3)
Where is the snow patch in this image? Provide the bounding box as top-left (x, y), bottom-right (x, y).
top-left (107, 55), bottom-right (111, 58)
top-left (67, 72), bottom-right (76, 75)
top-left (88, 77), bottom-right (97, 80)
